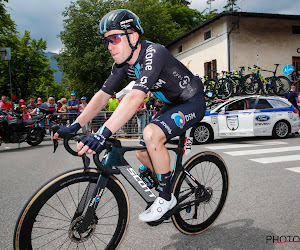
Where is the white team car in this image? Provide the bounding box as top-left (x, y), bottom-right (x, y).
top-left (191, 95), bottom-right (300, 144)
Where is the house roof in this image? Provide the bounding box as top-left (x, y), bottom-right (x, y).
top-left (166, 11), bottom-right (300, 48)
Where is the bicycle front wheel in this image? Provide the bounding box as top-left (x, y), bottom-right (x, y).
top-left (216, 78), bottom-right (233, 99)
top-left (203, 78), bottom-right (216, 99)
top-left (172, 152), bottom-right (229, 235)
top-left (272, 76), bottom-right (291, 96)
top-left (14, 169), bottom-right (129, 250)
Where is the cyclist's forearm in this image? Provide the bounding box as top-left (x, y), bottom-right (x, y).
top-left (76, 90), bottom-right (110, 127)
top-left (104, 89), bottom-right (146, 133)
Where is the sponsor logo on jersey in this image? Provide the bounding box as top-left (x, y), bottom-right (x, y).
top-left (171, 111), bottom-right (185, 128)
top-left (145, 45), bottom-right (156, 71)
top-left (152, 79), bottom-right (166, 89)
top-left (160, 121), bottom-right (172, 134)
top-left (179, 76), bottom-right (191, 89)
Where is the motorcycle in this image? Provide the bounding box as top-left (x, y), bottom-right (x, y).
top-left (0, 104), bottom-right (53, 147)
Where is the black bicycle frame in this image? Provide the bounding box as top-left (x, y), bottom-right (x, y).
top-left (78, 132), bottom-right (204, 233)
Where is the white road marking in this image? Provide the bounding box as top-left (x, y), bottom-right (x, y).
top-left (225, 146), bottom-right (300, 156)
top-left (205, 141), bottom-right (287, 150)
top-left (250, 155), bottom-right (300, 164)
top-left (286, 167), bottom-right (300, 173)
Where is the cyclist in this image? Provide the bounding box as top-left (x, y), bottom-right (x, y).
top-left (53, 9), bottom-right (206, 222)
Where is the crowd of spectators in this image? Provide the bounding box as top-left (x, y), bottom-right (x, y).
top-left (0, 91), bottom-right (166, 137)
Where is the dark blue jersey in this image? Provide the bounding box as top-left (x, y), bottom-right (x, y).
top-left (101, 40), bottom-right (203, 103)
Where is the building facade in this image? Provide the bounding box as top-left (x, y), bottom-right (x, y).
top-left (167, 12), bottom-right (300, 78)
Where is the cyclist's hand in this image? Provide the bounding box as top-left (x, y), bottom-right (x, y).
top-left (77, 126), bottom-right (112, 156)
top-left (52, 120), bottom-right (81, 140)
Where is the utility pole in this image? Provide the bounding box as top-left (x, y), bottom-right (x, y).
top-left (1, 47), bottom-right (12, 101)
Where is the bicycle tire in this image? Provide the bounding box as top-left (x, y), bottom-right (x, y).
top-left (172, 151), bottom-right (229, 235)
top-left (14, 169), bottom-right (129, 250)
top-left (216, 78), bottom-right (233, 99)
top-left (272, 76), bottom-right (291, 96)
top-left (203, 78), bottom-right (217, 99)
top-left (243, 74), bottom-right (261, 95)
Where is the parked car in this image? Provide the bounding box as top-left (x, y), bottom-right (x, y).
top-left (192, 95), bottom-right (300, 144)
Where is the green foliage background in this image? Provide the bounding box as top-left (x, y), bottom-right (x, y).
top-left (0, 0), bottom-right (222, 102)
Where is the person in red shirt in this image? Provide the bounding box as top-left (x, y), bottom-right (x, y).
top-left (0, 95), bottom-right (13, 112)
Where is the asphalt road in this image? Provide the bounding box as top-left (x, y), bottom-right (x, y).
top-left (1, 134), bottom-right (300, 249)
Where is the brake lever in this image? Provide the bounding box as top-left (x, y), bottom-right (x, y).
top-left (82, 153), bottom-right (90, 171)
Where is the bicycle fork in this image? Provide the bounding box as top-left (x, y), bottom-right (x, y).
top-left (71, 173), bottom-right (110, 235)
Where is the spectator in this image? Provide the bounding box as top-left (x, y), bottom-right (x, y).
top-left (152, 99), bottom-right (163, 119)
top-left (27, 97), bottom-right (36, 112)
top-left (57, 100), bottom-right (62, 111)
top-left (47, 97), bottom-right (57, 136)
top-left (30, 101), bottom-right (42, 115)
top-left (286, 85), bottom-right (300, 116)
top-left (21, 105), bottom-right (31, 121)
top-left (67, 92), bottom-right (79, 124)
top-left (106, 93), bottom-right (119, 118)
top-left (37, 97), bottom-right (42, 103)
top-left (15, 99), bottom-right (26, 113)
top-left (58, 98), bottom-right (68, 125)
top-left (0, 95), bottom-right (13, 112)
top-left (136, 99), bottom-right (146, 135)
top-left (290, 71), bottom-right (299, 84)
top-left (79, 97), bottom-right (89, 134)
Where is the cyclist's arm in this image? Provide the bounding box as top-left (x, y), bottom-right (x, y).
top-left (104, 89), bottom-right (146, 133)
top-left (76, 90), bottom-right (111, 127)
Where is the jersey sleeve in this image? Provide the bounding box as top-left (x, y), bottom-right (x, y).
top-left (132, 44), bottom-right (167, 93)
top-left (101, 63), bottom-right (127, 95)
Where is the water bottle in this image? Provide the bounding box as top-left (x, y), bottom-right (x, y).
top-left (138, 165), bottom-right (158, 189)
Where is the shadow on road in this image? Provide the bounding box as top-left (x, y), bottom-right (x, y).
top-left (164, 219), bottom-right (275, 250)
top-left (0, 143), bottom-right (53, 153)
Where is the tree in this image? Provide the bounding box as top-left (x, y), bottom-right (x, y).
top-left (223, 0), bottom-right (240, 12)
top-left (0, 0), bottom-right (17, 46)
top-left (57, 0), bottom-right (188, 97)
top-left (0, 31), bottom-right (58, 101)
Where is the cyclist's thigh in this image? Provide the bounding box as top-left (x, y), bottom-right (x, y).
top-left (150, 93), bottom-right (206, 140)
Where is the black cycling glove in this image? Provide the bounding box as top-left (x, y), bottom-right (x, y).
top-left (57, 120), bottom-right (81, 137)
top-left (80, 125), bottom-right (112, 153)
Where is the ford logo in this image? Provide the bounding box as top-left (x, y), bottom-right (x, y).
top-left (255, 115), bottom-right (270, 121)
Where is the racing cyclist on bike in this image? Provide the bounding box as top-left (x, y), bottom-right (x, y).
top-left (53, 9), bottom-right (206, 222)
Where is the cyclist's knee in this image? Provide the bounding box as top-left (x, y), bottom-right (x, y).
top-left (143, 124), bottom-right (166, 147)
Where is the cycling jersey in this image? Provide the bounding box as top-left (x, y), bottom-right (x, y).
top-left (101, 40), bottom-right (203, 103)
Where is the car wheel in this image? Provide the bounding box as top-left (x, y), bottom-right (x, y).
top-left (191, 123), bottom-right (213, 144)
top-left (272, 121), bottom-right (290, 139)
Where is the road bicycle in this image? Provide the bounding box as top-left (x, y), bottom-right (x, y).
top-left (14, 127), bottom-right (229, 249)
top-left (247, 64), bottom-right (291, 96)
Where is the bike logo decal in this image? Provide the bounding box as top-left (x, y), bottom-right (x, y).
top-left (171, 111), bottom-right (185, 128)
top-left (226, 115), bottom-right (239, 131)
top-left (255, 115), bottom-right (270, 121)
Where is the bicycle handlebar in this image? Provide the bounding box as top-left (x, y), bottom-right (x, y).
top-left (52, 125), bottom-right (120, 175)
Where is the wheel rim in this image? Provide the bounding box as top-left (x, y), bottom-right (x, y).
top-left (29, 179), bottom-right (121, 249)
top-left (275, 122), bottom-right (288, 137)
top-left (194, 126), bottom-right (210, 143)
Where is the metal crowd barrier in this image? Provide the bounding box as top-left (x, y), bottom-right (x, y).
top-left (32, 111), bottom-right (156, 138)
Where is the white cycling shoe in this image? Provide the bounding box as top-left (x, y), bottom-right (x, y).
top-left (139, 194), bottom-right (177, 222)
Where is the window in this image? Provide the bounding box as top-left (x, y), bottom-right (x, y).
top-left (247, 98), bottom-right (256, 109)
top-left (204, 59), bottom-right (217, 78)
top-left (255, 99), bottom-right (273, 109)
top-left (204, 30), bottom-right (211, 40)
top-left (178, 45), bottom-right (183, 53)
top-left (268, 99), bottom-right (290, 108)
top-left (292, 26), bottom-right (300, 34)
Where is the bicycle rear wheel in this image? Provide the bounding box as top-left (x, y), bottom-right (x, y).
top-left (14, 169), bottom-right (129, 250)
top-left (172, 152), bottom-right (229, 235)
top-left (272, 76), bottom-right (291, 96)
top-left (203, 78), bottom-right (216, 99)
top-left (243, 74), bottom-right (261, 95)
top-left (216, 78), bottom-right (233, 99)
